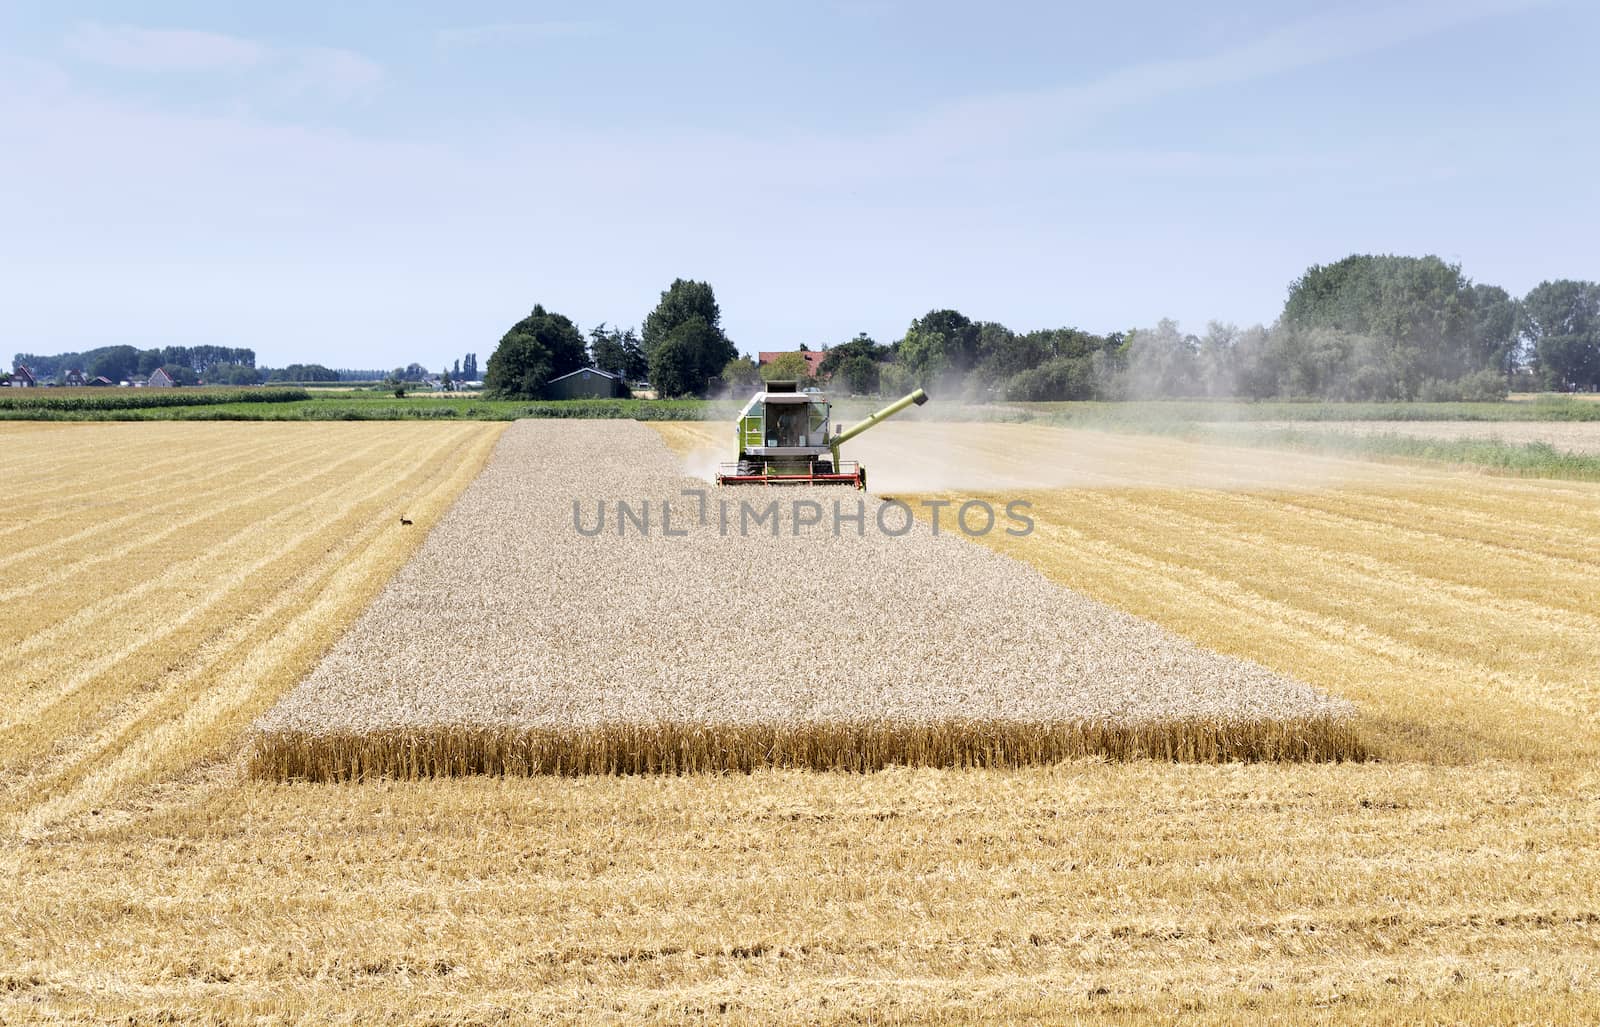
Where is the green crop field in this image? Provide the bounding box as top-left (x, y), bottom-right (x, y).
top-left (0, 386), bottom-right (310, 412)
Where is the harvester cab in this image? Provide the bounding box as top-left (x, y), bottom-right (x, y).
top-left (715, 382), bottom-right (929, 489)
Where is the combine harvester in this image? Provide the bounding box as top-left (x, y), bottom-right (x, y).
top-left (716, 382), bottom-right (928, 489)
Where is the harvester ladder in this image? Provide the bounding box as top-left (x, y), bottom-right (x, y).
top-left (741, 415), bottom-right (763, 449)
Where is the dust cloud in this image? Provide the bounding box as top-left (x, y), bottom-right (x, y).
top-left (668, 419), bottom-right (1405, 495)
top-left (679, 436), bottom-right (730, 483)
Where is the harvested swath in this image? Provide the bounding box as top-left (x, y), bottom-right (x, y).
top-left (251, 420), bottom-right (1359, 780)
top-left (0, 420), bottom-right (504, 830)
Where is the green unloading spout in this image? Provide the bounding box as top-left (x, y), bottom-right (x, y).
top-left (829, 388), bottom-right (928, 466)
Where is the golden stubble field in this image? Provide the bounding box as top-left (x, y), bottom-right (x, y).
top-left (6, 418), bottom-right (1600, 1024)
top-left (0, 421), bottom-right (506, 835)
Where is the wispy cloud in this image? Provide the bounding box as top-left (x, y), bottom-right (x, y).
top-left (913, 0), bottom-right (1549, 145)
top-left (436, 20), bottom-right (610, 47)
top-left (64, 23), bottom-right (267, 72)
top-left (62, 22), bottom-right (383, 103)
top-left (282, 47), bottom-right (384, 103)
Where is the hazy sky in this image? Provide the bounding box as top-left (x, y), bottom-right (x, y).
top-left (3, 0), bottom-right (1595, 368)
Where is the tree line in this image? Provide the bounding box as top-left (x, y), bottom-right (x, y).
top-left (12, 345), bottom-right (258, 386)
top-left (841, 257), bottom-right (1595, 402)
top-left (7, 343), bottom-right (350, 387)
top-left (484, 279), bottom-right (735, 399)
top-left (7, 347), bottom-right (488, 388)
top-left (18, 256), bottom-right (1596, 400)
top-left (484, 259), bottom-right (1600, 401)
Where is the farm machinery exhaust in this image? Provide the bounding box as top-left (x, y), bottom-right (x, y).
top-left (716, 382), bottom-right (928, 489)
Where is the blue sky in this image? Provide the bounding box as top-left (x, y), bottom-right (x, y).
top-left (2, 0), bottom-right (1595, 369)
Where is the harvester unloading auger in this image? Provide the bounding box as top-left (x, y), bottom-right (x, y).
top-left (715, 382), bottom-right (929, 489)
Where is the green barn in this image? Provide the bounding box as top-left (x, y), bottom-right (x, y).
top-left (544, 367), bottom-right (627, 400)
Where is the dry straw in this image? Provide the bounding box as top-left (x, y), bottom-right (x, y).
top-left (251, 421), bottom-right (1360, 780)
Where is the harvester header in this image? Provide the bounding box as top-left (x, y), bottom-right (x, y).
top-left (715, 383), bottom-right (928, 489)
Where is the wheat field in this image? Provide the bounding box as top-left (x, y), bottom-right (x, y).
top-left (252, 421), bottom-right (1355, 780)
top-left (0, 421), bottom-right (505, 835)
top-left (6, 419), bottom-right (1600, 1023)
top-left (659, 420), bottom-right (1600, 763)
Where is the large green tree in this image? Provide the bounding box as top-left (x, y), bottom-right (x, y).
top-left (650, 316), bottom-right (734, 397)
top-left (485, 304), bottom-right (589, 398)
top-left (721, 355), bottom-right (761, 390)
top-left (759, 351), bottom-right (814, 386)
top-left (646, 328), bottom-right (696, 398)
top-left (589, 323), bottom-right (625, 375)
top-left (1522, 280), bottom-right (1600, 390)
top-left (642, 279), bottom-right (722, 355)
top-left (641, 280), bottom-right (735, 396)
top-left (1281, 254), bottom-right (1493, 399)
top-left (815, 334), bottom-right (887, 396)
top-left (1118, 320), bottom-right (1202, 398)
top-left (1471, 284), bottom-right (1521, 377)
top-left (268, 363), bottom-right (339, 382)
top-left (159, 363), bottom-right (200, 386)
top-left (588, 323), bottom-right (648, 381)
top-left (817, 334), bottom-right (884, 375)
top-left (1003, 355), bottom-right (1097, 401)
top-left (836, 355), bottom-right (881, 395)
top-left (896, 309), bottom-right (981, 386)
top-left (86, 345), bottom-right (141, 382)
top-left (205, 363), bottom-right (263, 385)
top-left (975, 326), bottom-right (1110, 388)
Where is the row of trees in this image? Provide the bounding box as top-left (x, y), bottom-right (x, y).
top-left (486, 258), bottom-right (1599, 402)
top-left (1102, 261), bottom-right (1597, 401)
top-left (1522, 280), bottom-right (1600, 391)
top-left (731, 258), bottom-right (1598, 402)
top-left (21, 257), bottom-right (1594, 400)
top-left (13, 344), bottom-right (257, 384)
top-left (485, 279), bottom-right (738, 399)
top-left (266, 363), bottom-right (340, 383)
top-left (7, 348), bottom-right (487, 388)
top-left (388, 355), bottom-right (481, 392)
top-left (257, 356), bottom-right (480, 387)
top-left (588, 326), bottom-right (648, 381)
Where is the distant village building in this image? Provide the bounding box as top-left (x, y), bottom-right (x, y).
top-left (10, 365), bottom-right (37, 387)
top-left (758, 350), bottom-right (828, 380)
top-left (63, 368), bottom-right (87, 386)
top-left (90, 376), bottom-right (114, 387)
top-left (146, 368), bottom-right (176, 388)
top-left (545, 366), bottom-right (626, 400)
top-left (421, 375), bottom-right (480, 392)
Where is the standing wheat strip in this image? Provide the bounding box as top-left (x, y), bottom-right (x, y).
top-left (252, 420), bottom-right (1359, 779)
